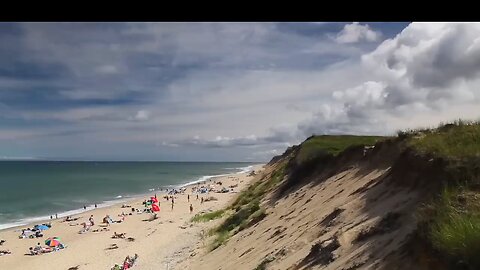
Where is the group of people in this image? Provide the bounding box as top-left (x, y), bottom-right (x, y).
top-left (28, 241), bottom-right (66, 255)
top-left (79, 215), bottom-right (95, 234)
top-left (18, 224), bottom-right (51, 239)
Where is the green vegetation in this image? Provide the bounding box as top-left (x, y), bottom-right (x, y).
top-left (191, 209), bottom-right (226, 222)
top-left (232, 164), bottom-right (285, 210)
top-left (406, 120), bottom-right (480, 159)
top-left (297, 135), bottom-right (385, 163)
top-left (403, 120), bottom-right (480, 269)
top-left (420, 187), bottom-right (480, 268)
top-left (208, 164), bottom-right (286, 251)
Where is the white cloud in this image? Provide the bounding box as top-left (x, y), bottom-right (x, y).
top-left (336, 22), bottom-right (381, 44)
top-left (297, 23), bottom-right (480, 137)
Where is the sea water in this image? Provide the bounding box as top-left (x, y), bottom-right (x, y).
top-left (0, 161), bottom-right (257, 230)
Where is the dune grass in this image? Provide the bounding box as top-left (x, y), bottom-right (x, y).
top-left (231, 164), bottom-right (285, 210)
top-left (404, 120), bottom-right (480, 268)
top-left (406, 120), bottom-right (480, 159)
top-left (208, 165), bottom-right (286, 251)
top-left (297, 135), bottom-right (385, 163)
top-left (422, 187), bottom-right (480, 268)
top-left (191, 209), bottom-right (226, 223)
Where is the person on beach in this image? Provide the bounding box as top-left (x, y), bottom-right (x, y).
top-left (95, 203), bottom-right (97, 208)
top-left (190, 204), bottom-right (193, 213)
top-left (201, 197), bottom-right (204, 204)
top-left (171, 200), bottom-right (174, 210)
top-left (83, 205), bottom-right (86, 210)
top-left (188, 194), bottom-right (190, 202)
top-left (196, 194), bottom-right (199, 200)
top-left (89, 215), bottom-right (95, 226)
top-left (50, 215), bottom-right (52, 220)
top-left (55, 213), bottom-right (58, 219)
top-left (34, 243), bottom-right (42, 254)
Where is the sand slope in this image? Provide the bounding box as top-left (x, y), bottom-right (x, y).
top-left (177, 142), bottom-right (438, 270)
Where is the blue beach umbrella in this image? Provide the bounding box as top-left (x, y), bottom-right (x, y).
top-left (35, 224), bottom-right (50, 231)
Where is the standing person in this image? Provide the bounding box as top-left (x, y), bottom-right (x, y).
top-left (55, 213), bottom-right (58, 219)
top-left (201, 197), bottom-right (204, 204)
top-left (95, 203), bottom-right (97, 208)
top-left (171, 200), bottom-right (174, 210)
top-left (83, 205), bottom-right (86, 210)
top-left (89, 215), bottom-right (95, 226)
top-left (188, 194), bottom-right (190, 202)
top-left (189, 204), bottom-right (193, 213)
top-left (196, 194), bottom-right (199, 200)
top-left (50, 215), bottom-right (52, 220)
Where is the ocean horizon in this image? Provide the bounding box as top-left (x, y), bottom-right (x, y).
top-left (0, 161), bottom-right (260, 230)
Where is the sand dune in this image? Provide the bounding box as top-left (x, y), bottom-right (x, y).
top-left (176, 141), bottom-right (436, 270)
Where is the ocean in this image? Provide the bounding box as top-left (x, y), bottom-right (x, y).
top-left (0, 161), bottom-right (258, 230)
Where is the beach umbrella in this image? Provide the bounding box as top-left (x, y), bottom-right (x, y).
top-left (151, 204), bottom-right (160, 212)
top-left (45, 237), bottom-right (61, 247)
top-left (34, 224), bottom-right (50, 231)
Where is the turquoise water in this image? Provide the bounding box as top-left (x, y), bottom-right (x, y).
top-left (0, 161), bottom-right (257, 230)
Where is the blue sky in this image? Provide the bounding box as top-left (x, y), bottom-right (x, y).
top-left (1, 22), bottom-right (480, 161)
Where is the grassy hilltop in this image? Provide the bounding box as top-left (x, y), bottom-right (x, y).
top-left (192, 119), bottom-right (480, 269)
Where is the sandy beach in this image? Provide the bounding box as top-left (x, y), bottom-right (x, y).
top-left (0, 164), bottom-right (264, 270)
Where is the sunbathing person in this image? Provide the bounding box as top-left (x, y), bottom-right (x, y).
top-left (0, 249), bottom-right (11, 256)
top-left (125, 253), bottom-right (139, 266)
top-left (79, 221), bottom-right (91, 234)
top-left (65, 216), bottom-right (79, 222)
top-left (32, 243), bottom-right (43, 255)
top-left (112, 232), bottom-right (126, 239)
top-left (29, 247), bottom-right (37, 255)
top-left (41, 246), bottom-right (53, 253)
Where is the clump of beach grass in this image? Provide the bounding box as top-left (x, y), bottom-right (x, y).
top-left (419, 186), bottom-right (480, 268)
top-left (191, 210), bottom-right (226, 223)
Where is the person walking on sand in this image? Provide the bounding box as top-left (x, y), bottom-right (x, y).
top-left (188, 194), bottom-right (190, 202)
top-left (189, 204), bottom-right (193, 214)
top-left (196, 194), bottom-right (199, 200)
top-left (89, 215), bottom-right (95, 226)
top-left (201, 197), bottom-right (204, 204)
top-left (171, 200), bottom-right (174, 211)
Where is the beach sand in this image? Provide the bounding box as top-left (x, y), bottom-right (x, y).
top-left (0, 164), bottom-right (264, 270)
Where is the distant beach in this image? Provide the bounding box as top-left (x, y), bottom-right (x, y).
top-left (0, 161), bottom-right (259, 231)
top-left (0, 164), bottom-right (265, 269)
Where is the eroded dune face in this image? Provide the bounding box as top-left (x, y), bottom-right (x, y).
top-left (185, 141), bottom-right (445, 270)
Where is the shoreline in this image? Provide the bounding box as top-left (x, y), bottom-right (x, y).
top-left (0, 164), bottom-right (265, 270)
top-left (0, 164), bottom-right (261, 232)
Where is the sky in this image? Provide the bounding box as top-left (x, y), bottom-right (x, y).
top-left (1, 22), bottom-right (480, 162)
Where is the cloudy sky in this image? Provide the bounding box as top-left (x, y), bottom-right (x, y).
top-left (1, 22), bottom-right (480, 161)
